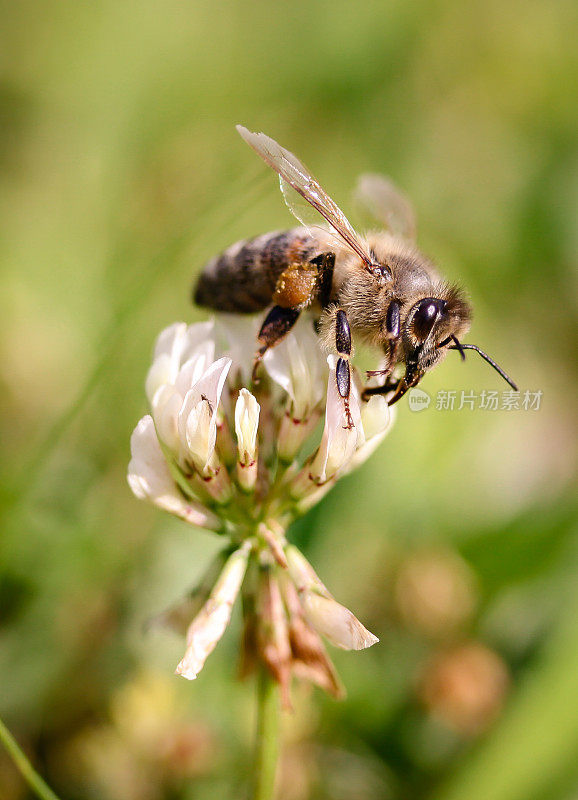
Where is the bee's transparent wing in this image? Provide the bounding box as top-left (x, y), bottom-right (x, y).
top-left (277, 178), bottom-right (352, 254)
top-left (354, 173), bottom-right (417, 241)
top-left (237, 125), bottom-right (375, 268)
top-left (278, 178), bottom-right (323, 233)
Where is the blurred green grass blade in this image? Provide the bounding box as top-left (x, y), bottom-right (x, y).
top-left (0, 716), bottom-right (61, 800)
top-left (434, 574), bottom-right (578, 800)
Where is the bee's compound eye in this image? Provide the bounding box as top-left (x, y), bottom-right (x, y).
top-left (411, 298), bottom-right (446, 341)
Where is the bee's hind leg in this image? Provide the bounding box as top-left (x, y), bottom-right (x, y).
top-left (252, 305), bottom-right (301, 382)
top-left (253, 254), bottom-right (333, 382)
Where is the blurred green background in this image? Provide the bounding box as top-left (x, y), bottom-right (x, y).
top-left (1, 0), bottom-right (577, 798)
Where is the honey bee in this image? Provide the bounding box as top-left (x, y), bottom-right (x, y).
top-left (194, 126), bottom-right (516, 423)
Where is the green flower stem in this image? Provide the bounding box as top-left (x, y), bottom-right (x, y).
top-left (0, 716), bottom-right (62, 800)
top-left (252, 668), bottom-right (280, 800)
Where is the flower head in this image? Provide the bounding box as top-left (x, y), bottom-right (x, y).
top-left (129, 316), bottom-right (395, 697)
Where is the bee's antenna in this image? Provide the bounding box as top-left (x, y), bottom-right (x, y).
top-left (449, 343), bottom-right (518, 391)
top-left (451, 335), bottom-right (466, 361)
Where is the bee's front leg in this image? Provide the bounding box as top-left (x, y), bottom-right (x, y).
top-left (362, 376), bottom-right (400, 401)
top-left (364, 300), bottom-right (402, 398)
top-left (334, 309), bottom-right (354, 430)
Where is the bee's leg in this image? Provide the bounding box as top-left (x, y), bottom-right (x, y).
top-left (386, 300), bottom-right (401, 340)
top-left (310, 252), bottom-right (336, 309)
top-left (362, 377), bottom-right (400, 400)
top-left (365, 299), bottom-right (402, 388)
top-left (362, 361), bottom-right (402, 401)
top-left (252, 305), bottom-right (301, 382)
top-left (368, 337), bottom-right (401, 379)
top-left (334, 308), bottom-right (355, 430)
top-left (363, 296), bottom-right (415, 401)
top-left (384, 300), bottom-right (402, 374)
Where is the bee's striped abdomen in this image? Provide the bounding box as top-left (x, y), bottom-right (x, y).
top-left (194, 230), bottom-right (315, 313)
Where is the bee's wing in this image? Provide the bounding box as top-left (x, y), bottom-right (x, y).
top-left (237, 125), bottom-right (375, 268)
top-left (354, 173), bottom-right (417, 241)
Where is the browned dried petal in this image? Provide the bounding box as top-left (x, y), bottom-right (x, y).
top-left (289, 615), bottom-right (344, 700)
top-left (257, 569), bottom-right (293, 709)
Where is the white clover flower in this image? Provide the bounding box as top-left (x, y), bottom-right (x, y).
top-left (263, 317), bottom-right (327, 421)
top-left (177, 357), bottom-right (231, 477)
top-left (235, 388), bottom-right (260, 464)
top-left (129, 316), bottom-right (394, 693)
top-left (145, 320), bottom-right (216, 404)
top-left (128, 416), bottom-right (220, 531)
top-left (308, 355), bottom-right (364, 484)
top-left (346, 394), bottom-right (395, 474)
top-left (216, 314), bottom-right (261, 385)
top-left (176, 542), bottom-right (251, 680)
top-left (284, 546), bottom-right (378, 650)
top-left (235, 388), bottom-right (260, 491)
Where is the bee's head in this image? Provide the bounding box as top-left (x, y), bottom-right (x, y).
top-left (389, 287), bottom-right (472, 403)
top-left (385, 286), bottom-right (517, 404)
